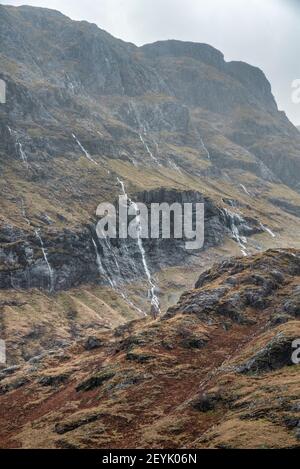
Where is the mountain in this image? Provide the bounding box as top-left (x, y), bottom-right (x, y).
top-left (0, 6), bottom-right (300, 367)
top-left (0, 249), bottom-right (299, 449)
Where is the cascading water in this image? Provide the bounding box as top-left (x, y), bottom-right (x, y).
top-left (7, 126), bottom-right (30, 168)
top-left (20, 198), bottom-right (31, 227)
top-left (240, 184), bottom-right (251, 196)
top-left (117, 178), bottom-right (160, 315)
top-left (139, 134), bottom-right (160, 166)
top-left (168, 159), bottom-right (181, 173)
top-left (92, 238), bottom-right (115, 288)
top-left (34, 229), bottom-right (55, 293)
top-left (73, 133), bottom-right (111, 174)
top-left (200, 138), bottom-right (211, 160)
top-left (72, 133), bottom-right (98, 166)
top-left (130, 103), bottom-right (161, 167)
top-left (92, 236), bottom-right (146, 316)
top-left (95, 226), bottom-right (122, 283)
top-left (65, 73), bottom-right (76, 94)
top-left (260, 223), bottom-right (276, 238)
top-left (223, 209), bottom-right (248, 257)
top-left (17, 143), bottom-right (29, 168)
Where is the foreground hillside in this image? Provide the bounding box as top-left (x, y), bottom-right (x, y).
top-left (0, 249), bottom-right (299, 449)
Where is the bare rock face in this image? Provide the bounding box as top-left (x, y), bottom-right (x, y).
top-left (0, 189), bottom-right (227, 292)
top-left (236, 334), bottom-right (297, 374)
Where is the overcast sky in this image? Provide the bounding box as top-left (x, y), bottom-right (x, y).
top-left (3, 0), bottom-right (300, 125)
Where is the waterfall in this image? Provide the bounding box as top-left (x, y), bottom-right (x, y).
top-left (18, 199), bottom-right (55, 292)
top-left (103, 236), bottom-right (122, 275)
top-left (118, 291), bottom-right (146, 317)
top-left (200, 137), bottom-right (211, 160)
top-left (72, 133), bottom-right (99, 166)
top-left (260, 223), bottom-right (276, 238)
top-left (97, 226), bottom-right (122, 280)
top-left (223, 209), bottom-right (248, 257)
top-left (92, 237), bottom-right (146, 316)
top-left (93, 186), bottom-right (147, 316)
top-left (7, 127), bottom-right (30, 168)
top-left (65, 73), bottom-right (75, 94)
top-left (92, 238), bottom-right (115, 288)
top-left (240, 184), bottom-right (251, 196)
top-left (34, 229), bottom-right (55, 293)
top-left (168, 159), bottom-right (181, 173)
top-left (20, 198), bottom-right (31, 227)
top-left (139, 134), bottom-right (160, 166)
top-left (17, 143), bottom-right (29, 168)
top-left (130, 103), bottom-right (161, 167)
top-left (117, 178), bottom-right (160, 315)
top-left (117, 177), bottom-right (126, 197)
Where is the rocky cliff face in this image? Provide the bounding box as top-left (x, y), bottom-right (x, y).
top-left (0, 190), bottom-right (226, 293)
top-left (0, 249), bottom-right (299, 449)
top-left (1, 4), bottom-right (300, 363)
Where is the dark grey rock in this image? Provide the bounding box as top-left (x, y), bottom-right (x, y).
top-left (83, 336), bottom-right (103, 351)
top-left (192, 392), bottom-right (223, 412)
top-left (38, 373), bottom-right (69, 387)
top-left (237, 334), bottom-right (296, 375)
top-left (76, 370), bottom-right (115, 392)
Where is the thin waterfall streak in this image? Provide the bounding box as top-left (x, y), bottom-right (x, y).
top-left (139, 134), bottom-right (160, 165)
top-left (17, 143), bottom-right (29, 168)
top-left (8, 127), bottom-right (30, 169)
top-left (34, 229), bottom-right (55, 292)
top-left (92, 237), bottom-right (146, 316)
top-left (20, 198), bottom-right (31, 227)
top-left (130, 102), bottom-right (161, 167)
top-left (240, 184), bottom-right (251, 196)
top-left (72, 133), bottom-right (98, 166)
top-left (119, 291), bottom-right (147, 317)
top-left (168, 159), bottom-right (181, 173)
top-left (223, 209), bottom-right (248, 257)
top-left (200, 137), bottom-right (211, 160)
top-left (92, 238), bottom-right (115, 288)
top-left (260, 223), bottom-right (276, 238)
top-left (117, 178), bottom-right (160, 314)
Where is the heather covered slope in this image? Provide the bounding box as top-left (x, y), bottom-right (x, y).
top-left (0, 249), bottom-right (299, 449)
